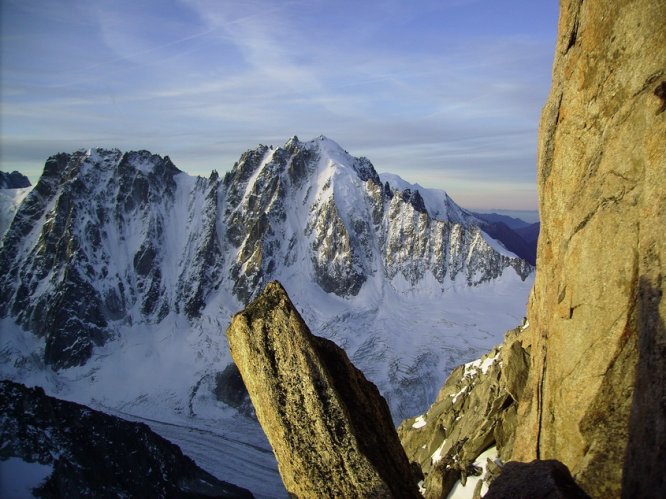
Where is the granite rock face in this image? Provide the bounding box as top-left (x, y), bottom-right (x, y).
top-left (226, 281), bottom-right (420, 498)
top-left (0, 380), bottom-right (252, 498)
top-left (509, 1), bottom-right (666, 497)
top-left (399, 2), bottom-right (665, 497)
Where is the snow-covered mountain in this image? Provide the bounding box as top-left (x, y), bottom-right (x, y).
top-left (0, 136), bottom-right (533, 496)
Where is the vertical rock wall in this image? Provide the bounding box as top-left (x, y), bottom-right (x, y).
top-left (512, 1), bottom-right (666, 496)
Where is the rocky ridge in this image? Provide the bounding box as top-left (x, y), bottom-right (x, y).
top-left (398, 326), bottom-right (530, 497)
top-left (0, 379), bottom-right (252, 498)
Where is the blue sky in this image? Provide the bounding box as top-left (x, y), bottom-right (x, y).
top-left (1, 0), bottom-right (558, 211)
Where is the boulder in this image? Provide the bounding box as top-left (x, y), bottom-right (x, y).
top-left (484, 460), bottom-right (590, 499)
top-left (226, 281), bottom-right (420, 498)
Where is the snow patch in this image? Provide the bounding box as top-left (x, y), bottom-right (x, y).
top-left (379, 172), bottom-right (477, 225)
top-left (446, 446), bottom-right (498, 499)
top-left (431, 439), bottom-right (447, 465)
top-left (412, 415), bottom-right (427, 429)
top-left (450, 386), bottom-right (469, 405)
top-left (480, 230), bottom-right (518, 258)
top-left (464, 351), bottom-right (500, 377)
top-left (0, 187), bottom-right (32, 241)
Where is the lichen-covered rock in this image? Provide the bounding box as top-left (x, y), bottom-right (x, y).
top-left (509, 1), bottom-right (666, 497)
top-left (226, 281), bottom-right (420, 498)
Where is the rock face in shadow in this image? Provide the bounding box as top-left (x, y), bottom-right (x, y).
top-left (0, 380), bottom-right (252, 498)
top-left (226, 281), bottom-right (420, 498)
top-left (509, 1), bottom-right (666, 497)
top-left (213, 363), bottom-right (254, 418)
top-left (622, 278), bottom-right (666, 496)
top-left (0, 170), bottom-right (31, 189)
top-left (484, 460), bottom-right (590, 499)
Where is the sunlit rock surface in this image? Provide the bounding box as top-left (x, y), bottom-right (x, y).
top-left (227, 281), bottom-right (420, 498)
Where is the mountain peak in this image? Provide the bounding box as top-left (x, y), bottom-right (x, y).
top-left (305, 136), bottom-right (381, 185)
top-left (0, 170), bottom-right (31, 189)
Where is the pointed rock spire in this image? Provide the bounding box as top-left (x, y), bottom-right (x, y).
top-left (227, 281), bottom-right (421, 498)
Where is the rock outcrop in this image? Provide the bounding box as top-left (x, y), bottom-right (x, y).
top-left (398, 327), bottom-right (530, 497)
top-left (226, 281), bottom-right (420, 498)
top-left (510, 1), bottom-right (666, 497)
top-left (0, 380), bottom-right (252, 498)
top-left (400, 2), bottom-right (665, 497)
top-left (484, 460), bottom-right (590, 499)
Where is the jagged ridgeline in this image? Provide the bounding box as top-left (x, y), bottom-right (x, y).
top-left (0, 141), bottom-right (535, 494)
top-left (0, 135), bottom-right (531, 373)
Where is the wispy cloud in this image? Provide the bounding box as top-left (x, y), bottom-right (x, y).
top-left (0, 0), bottom-right (557, 210)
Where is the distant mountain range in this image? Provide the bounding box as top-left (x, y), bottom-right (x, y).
top-left (373, 176), bottom-right (539, 266)
top-left (471, 212), bottom-right (540, 265)
top-left (0, 136), bottom-right (534, 494)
